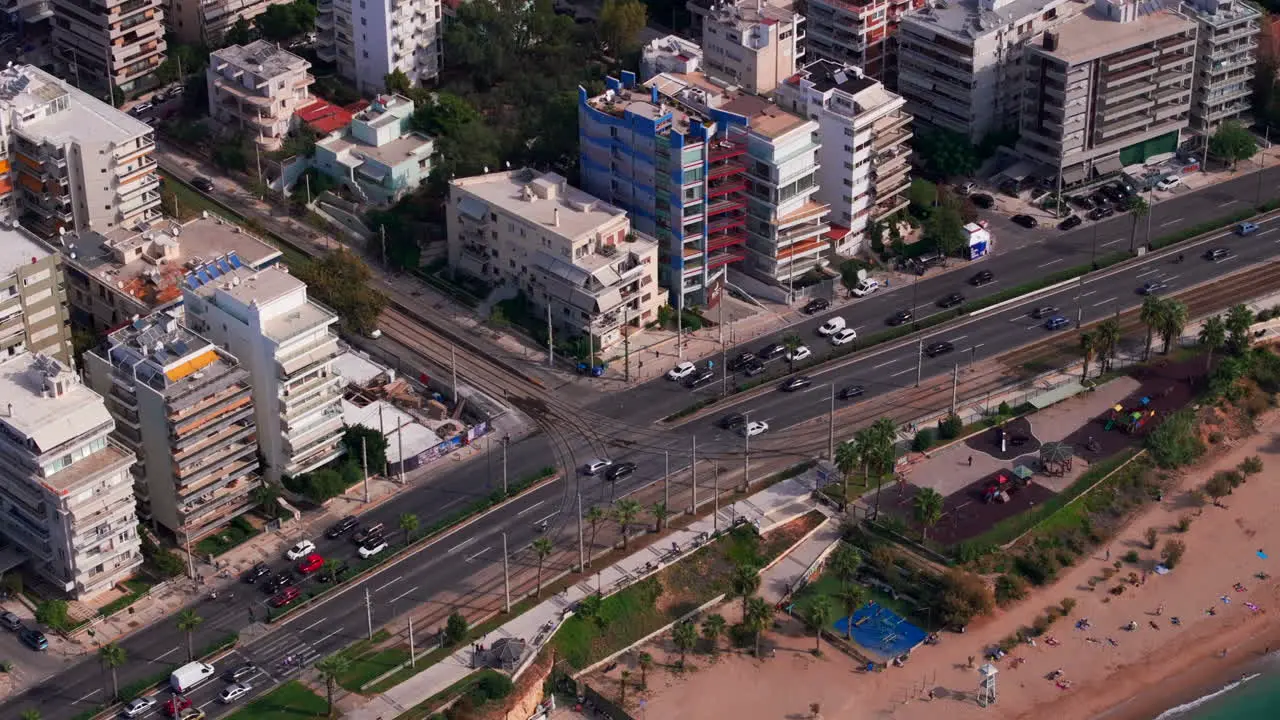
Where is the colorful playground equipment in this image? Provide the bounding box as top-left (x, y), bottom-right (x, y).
top-left (1104, 397), bottom-right (1157, 434)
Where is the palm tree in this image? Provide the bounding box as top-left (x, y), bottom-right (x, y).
top-left (176, 609), bottom-right (203, 661)
top-left (399, 512), bottom-right (419, 545)
top-left (1158, 299), bottom-right (1188, 354)
top-left (584, 506), bottom-right (605, 564)
top-left (253, 482), bottom-right (282, 518)
top-left (1079, 331), bottom-right (1096, 382)
top-left (1225, 303), bottom-right (1254, 354)
top-left (1199, 314), bottom-right (1227, 372)
top-left (730, 563), bottom-right (760, 618)
top-left (826, 544), bottom-right (861, 586)
top-left (1127, 195), bottom-right (1149, 253)
top-left (636, 651), bottom-right (653, 689)
top-left (1139, 295), bottom-right (1163, 360)
top-left (701, 613), bottom-right (727, 654)
top-left (782, 334), bottom-right (805, 372)
top-left (835, 584), bottom-right (867, 640)
top-left (802, 597), bottom-right (835, 654)
top-left (743, 596), bottom-right (772, 657)
top-left (650, 502), bottom-right (672, 532)
top-left (852, 428), bottom-right (875, 487)
top-left (531, 536), bottom-right (554, 598)
top-left (868, 417), bottom-right (898, 520)
top-left (322, 559), bottom-right (343, 583)
top-left (671, 620), bottom-right (698, 667)
top-left (20, 710), bottom-right (40, 720)
top-left (98, 643), bottom-right (126, 700)
top-left (834, 440), bottom-right (858, 508)
top-left (913, 487), bottom-right (944, 540)
top-left (1095, 317), bottom-right (1122, 372)
top-left (619, 670), bottom-right (631, 704)
top-left (314, 652), bottom-right (351, 718)
top-left (612, 498), bottom-right (643, 551)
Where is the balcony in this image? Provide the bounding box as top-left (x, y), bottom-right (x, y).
top-left (1101, 80), bottom-right (1156, 106)
top-left (1100, 62), bottom-right (1158, 89)
top-left (872, 196), bottom-right (910, 221)
top-left (1099, 96), bottom-right (1152, 122)
top-left (1101, 45), bottom-right (1157, 72)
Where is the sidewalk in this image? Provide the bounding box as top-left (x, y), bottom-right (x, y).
top-left (346, 470), bottom-right (831, 720)
top-left (757, 518), bottom-right (843, 606)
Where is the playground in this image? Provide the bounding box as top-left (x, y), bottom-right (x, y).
top-left (875, 470), bottom-right (1058, 546)
top-left (1062, 356), bottom-right (1204, 459)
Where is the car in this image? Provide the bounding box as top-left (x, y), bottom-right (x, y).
top-left (128, 101), bottom-right (153, 115)
top-left (786, 345), bottom-right (812, 363)
top-left (970, 270), bottom-right (994, 287)
top-left (1089, 191), bottom-right (1111, 208)
top-left (684, 368), bottom-right (716, 389)
top-left (666, 361), bottom-right (697, 381)
top-left (220, 682), bottom-right (253, 704)
top-left (998, 179), bottom-right (1021, 197)
top-left (296, 553), bottom-right (324, 575)
top-left (285, 540), bottom-right (315, 560)
top-left (190, 176), bottom-right (214, 192)
top-left (719, 413), bottom-right (747, 430)
top-left (326, 515), bottom-right (359, 539)
top-left (352, 523), bottom-right (384, 545)
top-left (958, 181), bottom-right (977, 195)
top-left (970, 193), bottom-right (995, 209)
top-left (1107, 182), bottom-right (1133, 200)
top-left (887, 309), bottom-right (913, 326)
top-left (1011, 214), bottom-right (1038, 229)
top-left (742, 360), bottom-right (766, 377)
top-left (1088, 206), bottom-right (1114, 221)
top-left (359, 540), bottom-right (389, 559)
top-left (1044, 316), bottom-right (1071, 330)
top-left (122, 697), bottom-right (157, 717)
top-left (163, 695), bottom-right (193, 717)
top-left (1057, 215), bottom-right (1082, 231)
top-left (270, 587), bottom-right (301, 608)
top-left (1070, 195), bottom-right (1095, 210)
top-left (1237, 222), bottom-right (1259, 236)
top-left (742, 421), bottom-right (770, 437)
top-left (727, 352), bottom-right (756, 371)
top-left (263, 572), bottom-right (296, 594)
top-left (1155, 175), bottom-right (1182, 191)
top-left (1140, 280), bottom-right (1168, 295)
top-left (1100, 184), bottom-right (1124, 202)
top-left (780, 376), bottom-right (813, 392)
top-left (19, 627), bottom-right (47, 650)
top-left (802, 297), bottom-right (830, 314)
top-left (223, 663), bottom-right (258, 683)
top-left (581, 459), bottom-right (612, 476)
top-left (605, 462), bottom-right (637, 481)
top-left (1204, 247), bottom-right (1234, 262)
top-left (817, 317), bottom-right (846, 336)
top-left (0, 611), bottom-right (21, 631)
top-left (758, 343), bottom-right (787, 361)
top-left (838, 385), bottom-right (865, 400)
top-left (937, 292), bottom-right (964, 309)
top-left (830, 328), bottom-right (857, 346)
top-left (1031, 305), bottom-right (1059, 319)
top-left (242, 563), bottom-right (271, 584)
top-left (924, 341), bottom-right (955, 358)
top-left (177, 709), bottom-right (205, 720)
top-left (850, 278), bottom-right (880, 297)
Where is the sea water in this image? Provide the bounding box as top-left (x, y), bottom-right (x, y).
top-left (1151, 668), bottom-right (1280, 720)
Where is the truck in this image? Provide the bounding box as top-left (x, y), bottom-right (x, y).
top-left (170, 662), bottom-right (216, 693)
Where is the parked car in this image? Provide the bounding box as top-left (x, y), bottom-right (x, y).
top-left (937, 292), bottom-right (964, 308)
top-left (727, 352), bottom-right (756, 371)
top-left (605, 462), bottom-right (637, 481)
top-left (19, 627), bottom-right (47, 651)
top-left (1044, 316), bottom-right (1071, 331)
top-left (742, 360), bottom-right (766, 377)
top-left (359, 540), bottom-right (389, 559)
top-left (128, 101), bottom-right (153, 115)
top-left (887, 309), bottom-right (913, 326)
top-left (719, 413), bottom-right (747, 430)
top-left (969, 270), bottom-right (995, 287)
top-left (285, 540), bottom-right (315, 560)
top-left (1155, 175), bottom-right (1182, 191)
top-left (0, 611), bottom-right (22, 631)
top-left (190, 176), bottom-right (214, 192)
top-left (1031, 305), bottom-right (1059, 319)
top-left (998, 179), bottom-right (1021, 197)
top-left (1011, 214), bottom-right (1038, 229)
top-left (242, 563), bottom-right (271, 584)
top-left (924, 341), bottom-right (955, 358)
top-left (325, 516), bottom-right (359, 539)
top-left (830, 328), bottom-right (857, 346)
top-left (1237, 222), bottom-right (1259, 236)
top-left (1089, 191), bottom-right (1111, 208)
top-left (223, 664), bottom-right (258, 683)
top-left (970, 193), bottom-right (995, 209)
top-left (742, 421), bottom-right (770, 437)
top-left (353, 523), bottom-right (384, 545)
top-left (296, 553), bottom-right (324, 575)
top-left (1088, 206), bottom-right (1114, 221)
top-left (220, 683), bottom-right (252, 704)
top-left (666, 361), bottom-right (697, 381)
top-left (270, 587), bottom-right (301, 608)
top-left (757, 343), bottom-right (787, 361)
top-left (838, 385), bottom-right (865, 400)
top-left (1057, 215), bottom-right (1082, 231)
top-left (122, 697), bottom-right (157, 718)
top-left (1070, 195), bottom-right (1094, 210)
top-left (684, 368), bottom-right (716, 389)
top-left (817, 317), bottom-right (846, 336)
top-left (802, 297), bottom-right (830, 314)
top-left (780, 376), bottom-right (813, 392)
top-left (786, 345), bottom-right (812, 363)
top-left (263, 572), bottom-right (295, 594)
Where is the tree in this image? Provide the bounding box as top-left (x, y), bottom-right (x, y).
top-left (176, 609), bottom-right (203, 661)
top-left (1139, 295), bottom-right (1163, 361)
top-left (1079, 331), bottom-right (1096, 382)
top-left (912, 127), bottom-right (977, 180)
top-left (252, 481), bottom-right (282, 518)
top-left (612, 498), bottom-right (643, 550)
top-left (399, 513), bottom-right (420, 544)
top-left (1158, 299), bottom-right (1188, 355)
top-left (531, 536), bottom-right (554, 597)
top-left (826, 544), bottom-right (861, 586)
top-left (743, 596), bottom-right (773, 657)
top-left (98, 643), bottom-right (127, 700)
top-left (223, 17), bottom-right (256, 46)
top-left (783, 334), bottom-right (805, 372)
top-left (907, 178), bottom-right (938, 216)
top-left (924, 202), bottom-right (966, 259)
top-left (314, 652), bottom-right (351, 718)
top-left (1239, 455), bottom-right (1264, 477)
top-left (598, 0), bottom-right (647, 55)
top-left (295, 250), bottom-right (388, 336)
top-left (1126, 195), bottom-right (1149, 252)
top-left (584, 506), bottom-right (605, 564)
top-left (671, 620), bottom-right (698, 667)
top-left (913, 487), bottom-right (944, 540)
top-left (938, 569), bottom-right (995, 626)
top-left (445, 611), bottom-right (469, 645)
top-left (1225, 303), bottom-right (1255, 354)
top-left (867, 218), bottom-right (885, 255)
top-left (1145, 409), bottom-right (1205, 468)
top-left (20, 710), bottom-right (40, 720)
top-left (636, 651), bottom-right (653, 688)
top-left (650, 502), bottom-right (672, 532)
top-left (1208, 120), bottom-right (1257, 169)
top-left (834, 440), bottom-right (859, 508)
top-left (701, 613), bottom-right (727, 654)
top-left (35, 599), bottom-right (70, 630)
top-left (384, 68), bottom-right (412, 96)
top-left (802, 597), bottom-right (835, 654)
top-left (619, 669), bottom-right (630, 704)
top-left (342, 426), bottom-right (389, 476)
top-left (730, 564), bottom-right (761, 619)
top-left (323, 558), bottom-right (344, 583)
top-left (1161, 539), bottom-right (1187, 568)
top-left (1199, 314), bottom-right (1227, 372)
top-left (1095, 317), bottom-right (1122, 372)
top-left (1204, 473), bottom-right (1232, 506)
top-left (834, 584), bottom-right (866, 640)
top-left (256, 0), bottom-right (317, 42)
top-left (867, 417), bottom-right (899, 520)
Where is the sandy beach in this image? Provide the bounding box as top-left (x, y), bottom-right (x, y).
top-left (618, 409), bottom-right (1280, 720)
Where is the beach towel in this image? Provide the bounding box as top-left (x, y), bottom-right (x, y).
top-left (1258, 550), bottom-right (1269, 560)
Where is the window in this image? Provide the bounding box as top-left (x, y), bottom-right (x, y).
top-left (361, 17), bottom-right (366, 25)
top-left (363, 50), bottom-right (369, 58)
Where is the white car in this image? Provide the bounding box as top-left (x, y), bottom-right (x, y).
top-left (742, 421), bottom-right (770, 437)
top-left (830, 328), bottom-right (857, 346)
top-left (122, 697), bottom-right (156, 717)
top-left (581, 459), bottom-right (612, 476)
top-left (285, 540), bottom-right (315, 561)
top-left (787, 345), bottom-right (812, 362)
top-left (667, 361), bottom-right (696, 381)
top-left (359, 541), bottom-right (388, 559)
top-left (816, 317), bottom-right (846, 336)
top-left (219, 682), bottom-right (252, 704)
top-left (1155, 175), bottom-right (1182, 191)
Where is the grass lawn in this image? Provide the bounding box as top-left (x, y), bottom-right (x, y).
top-left (792, 569), bottom-right (925, 631)
top-left (160, 170), bottom-right (234, 221)
top-left (195, 517), bottom-right (261, 557)
top-left (338, 646), bottom-right (411, 693)
top-left (98, 578), bottom-right (154, 617)
top-left (225, 681), bottom-right (329, 720)
top-left (393, 669), bottom-right (512, 720)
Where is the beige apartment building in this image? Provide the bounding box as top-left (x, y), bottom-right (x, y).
top-left (1183, 0), bottom-right (1259, 134)
top-left (447, 169), bottom-right (663, 352)
top-left (52, 0), bottom-right (166, 96)
top-left (1, 224), bottom-right (73, 365)
top-left (207, 41), bottom-right (314, 152)
top-left (168, 0), bottom-right (292, 45)
top-left (695, 0), bottom-right (804, 94)
top-left (1018, 0), bottom-right (1198, 184)
top-left (806, 0), bottom-right (928, 82)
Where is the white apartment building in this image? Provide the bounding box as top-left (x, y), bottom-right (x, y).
top-left (207, 41), bottom-right (314, 152)
top-left (312, 94), bottom-right (435, 206)
top-left (1, 224), bottom-right (74, 365)
top-left (52, 0), bottom-right (166, 96)
top-left (182, 264), bottom-right (345, 482)
top-left (641, 35), bottom-right (705, 81)
top-left (447, 169), bottom-right (664, 352)
top-left (318, 0), bottom-right (443, 96)
top-left (167, 0), bottom-right (292, 45)
top-left (0, 352), bottom-right (142, 599)
top-left (776, 60), bottom-right (913, 258)
top-left (0, 64), bottom-right (161, 237)
top-left (1183, 0), bottom-right (1259, 134)
top-left (805, 0), bottom-right (928, 82)
top-left (85, 312), bottom-right (261, 544)
top-left (697, 0), bottom-right (804, 94)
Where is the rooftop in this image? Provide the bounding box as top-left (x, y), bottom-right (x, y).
top-left (98, 311), bottom-right (241, 398)
top-left (452, 169), bottom-right (630, 242)
top-left (0, 353), bottom-right (113, 459)
top-left (190, 264), bottom-right (335, 343)
top-left (211, 40), bottom-right (310, 79)
top-left (317, 129), bottom-right (433, 171)
top-left (0, 64), bottom-right (151, 147)
top-left (790, 59), bottom-right (879, 95)
top-left (649, 72), bottom-right (809, 138)
top-left (904, 0), bottom-right (1072, 43)
top-left (707, 0), bottom-right (799, 30)
top-left (0, 223), bottom-right (53, 277)
top-left (295, 99), bottom-right (368, 135)
top-left (1041, 5), bottom-right (1197, 64)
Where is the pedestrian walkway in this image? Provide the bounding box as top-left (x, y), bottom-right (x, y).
top-left (345, 470), bottom-right (831, 720)
top-left (757, 518), bottom-right (842, 607)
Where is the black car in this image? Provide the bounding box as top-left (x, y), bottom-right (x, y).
top-left (970, 193), bottom-right (995, 209)
top-left (263, 572), bottom-right (296, 594)
top-left (727, 352), bottom-right (756, 371)
top-left (223, 664), bottom-right (257, 683)
top-left (938, 292), bottom-right (964, 309)
top-left (1101, 184), bottom-right (1127, 203)
top-left (353, 523), bottom-right (384, 545)
top-left (1011, 214), bottom-right (1038, 229)
top-left (19, 627), bottom-right (47, 651)
top-left (969, 270), bottom-right (994, 287)
top-left (1031, 305), bottom-right (1059, 319)
top-left (684, 368), bottom-right (716, 389)
top-left (605, 462), bottom-right (637, 481)
top-left (242, 563), bottom-right (271, 584)
top-left (1089, 191), bottom-right (1111, 208)
top-left (802, 297), bottom-right (830, 315)
top-left (924, 341), bottom-right (955, 358)
top-left (998, 179), bottom-right (1021, 197)
top-left (1088, 206), bottom-right (1114, 221)
top-left (1070, 195), bottom-right (1094, 210)
top-left (780, 376), bottom-right (813, 392)
top-left (838, 385), bottom-right (865, 400)
top-left (719, 413), bottom-right (747, 430)
top-left (887, 309), bottom-right (913, 326)
top-left (1204, 247), bottom-right (1234, 262)
top-left (742, 360), bottom-right (766, 377)
top-left (1057, 215), bottom-right (1082, 231)
top-left (191, 176), bottom-right (214, 192)
top-left (325, 515), bottom-right (359, 539)
top-left (758, 343), bottom-right (787, 361)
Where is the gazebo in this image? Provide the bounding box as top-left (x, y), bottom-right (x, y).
top-left (1039, 442), bottom-right (1074, 476)
top-left (487, 637), bottom-right (527, 672)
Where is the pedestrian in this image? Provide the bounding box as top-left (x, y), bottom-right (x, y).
top-left (968, 455), bottom-right (973, 467)
top-left (1106, 547), bottom-right (1111, 561)
top-left (1157, 603), bottom-right (1164, 616)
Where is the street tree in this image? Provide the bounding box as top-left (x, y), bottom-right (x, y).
top-left (913, 487), bottom-right (945, 540)
top-left (296, 250), bottom-right (387, 336)
top-left (322, 559), bottom-right (343, 583)
top-left (598, 0), bottom-right (647, 55)
top-left (612, 499), bottom-right (643, 550)
top-left (98, 643), bottom-right (127, 700)
top-left (730, 563), bottom-right (761, 618)
top-left (1225, 303), bottom-right (1255, 354)
top-left (619, 670), bottom-right (630, 704)
top-left (1199, 314), bottom-right (1227, 372)
top-left (783, 334), bottom-right (805, 372)
top-left (926, 202), bottom-right (967, 260)
top-left (531, 537), bottom-right (554, 597)
top-left (650, 502), bottom-right (672, 532)
top-left (835, 584), bottom-right (867, 640)
top-left (802, 597), bottom-right (835, 654)
top-left (1159, 299), bottom-right (1188, 354)
top-left (743, 596), bottom-right (773, 658)
top-left (1209, 120), bottom-right (1257, 169)
top-left (826, 544), bottom-right (861, 587)
top-left (1127, 195), bottom-right (1149, 252)
top-left (834, 440), bottom-right (859, 507)
top-left (1080, 331), bottom-right (1096, 382)
top-left (176, 609), bottom-right (203, 661)
top-left (701, 613), bottom-right (727, 654)
top-left (584, 506), bottom-right (605, 564)
top-left (1095, 317), bottom-right (1122, 372)
top-left (636, 651), bottom-right (653, 688)
top-left (315, 652), bottom-right (351, 718)
top-left (671, 620), bottom-right (698, 667)
top-left (1139, 295), bottom-right (1163, 360)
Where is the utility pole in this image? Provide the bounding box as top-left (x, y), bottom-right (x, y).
top-left (450, 344), bottom-right (458, 405)
top-left (305, 173), bottom-right (312, 206)
top-left (713, 461), bottom-right (720, 532)
top-left (719, 299), bottom-right (728, 396)
top-left (827, 383), bottom-right (835, 460)
top-left (916, 337), bottom-right (924, 388)
top-left (361, 436), bottom-right (370, 502)
top-left (576, 493), bottom-right (584, 571)
top-left (380, 225), bottom-right (388, 268)
top-left (501, 435), bottom-right (509, 497)
top-left (624, 305), bottom-right (631, 383)
top-left (676, 292), bottom-right (684, 360)
top-left (951, 364), bottom-right (959, 415)
top-left (742, 411), bottom-right (750, 492)
top-left (502, 532), bottom-right (511, 613)
top-left (364, 587), bottom-right (373, 639)
top-left (1257, 126), bottom-right (1271, 206)
top-left (408, 616), bottom-right (416, 667)
top-left (663, 450), bottom-right (670, 511)
top-left (690, 436), bottom-right (697, 514)
top-left (397, 414), bottom-right (404, 483)
top-left (546, 304), bottom-right (554, 368)
top-left (185, 533), bottom-right (195, 580)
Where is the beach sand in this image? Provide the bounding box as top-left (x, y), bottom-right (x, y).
top-left (627, 411), bottom-right (1280, 720)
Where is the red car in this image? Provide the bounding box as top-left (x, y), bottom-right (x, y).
top-left (296, 552), bottom-right (324, 575)
top-left (270, 586), bottom-right (301, 607)
top-left (163, 695), bottom-right (192, 717)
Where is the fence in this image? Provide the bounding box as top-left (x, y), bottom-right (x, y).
top-left (581, 683), bottom-right (637, 720)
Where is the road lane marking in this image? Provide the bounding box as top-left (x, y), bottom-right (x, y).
top-left (315, 627), bottom-right (345, 645)
top-left (872, 359), bottom-right (899, 370)
top-left (389, 587), bottom-right (418, 603)
top-left (1037, 258), bottom-right (1062, 269)
top-left (889, 367), bottom-right (914, 378)
top-left (948, 335), bottom-right (967, 344)
top-left (374, 576), bottom-right (403, 592)
top-left (536, 510), bottom-right (561, 525)
top-left (448, 536), bottom-right (478, 554)
top-left (515, 500), bottom-right (545, 518)
top-left (1165, 275), bottom-right (1180, 283)
top-left (75, 689), bottom-right (102, 704)
top-left (1161, 217), bottom-right (1183, 226)
top-left (300, 617), bottom-right (328, 632)
top-left (1077, 290), bottom-right (1097, 298)
top-left (1136, 268), bottom-right (1158, 277)
top-left (1220, 200), bottom-right (1238, 207)
top-left (465, 546), bottom-right (491, 563)
top-left (153, 646), bottom-right (181, 663)
top-left (1101, 238), bottom-right (1125, 247)
top-left (1093, 296), bottom-right (1117, 308)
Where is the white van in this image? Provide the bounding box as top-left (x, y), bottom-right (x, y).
top-left (170, 661), bottom-right (216, 693)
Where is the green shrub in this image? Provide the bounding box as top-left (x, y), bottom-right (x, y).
top-left (445, 611), bottom-right (469, 646)
top-left (997, 401), bottom-right (1012, 415)
top-left (937, 413), bottom-right (963, 440)
top-left (994, 574), bottom-right (1028, 607)
top-left (1122, 550), bottom-right (1139, 564)
top-left (35, 600), bottom-right (73, 632)
top-left (1145, 410), bottom-right (1204, 468)
top-left (912, 428), bottom-right (936, 452)
top-left (1176, 515), bottom-right (1193, 532)
top-left (1060, 597), bottom-right (1077, 616)
top-left (1162, 539), bottom-right (1187, 568)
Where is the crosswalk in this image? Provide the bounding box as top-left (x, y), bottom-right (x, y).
top-left (240, 629), bottom-right (324, 681)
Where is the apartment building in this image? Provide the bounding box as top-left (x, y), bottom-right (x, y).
top-left (447, 169), bottom-right (663, 351)
top-left (805, 0), bottom-right (928, 82)
top-left (57, 214), bottom-right (282, 334)
top-left (775, 60), bottom-right (913, 258)
top-left (318, 0), bottom-right (443, 96)
top-left (52, 0), bottom-right (166, 96)
top-left (897, 0), bottom-right (1081, 141)
top-left (1, 224), bottom-right (73, 365)
top-left (641, 35), bottom-right (704, 81)
top-left (85, 312), bottom-right (261, 543)
top-left (0, 352), bottom-right (142, 598)
top-left (313, 94), bottom-right (434, 206)
top-left (182, 264), bottom-right (344, 481)
top-left (167, 0), bottom-right (292, 45)
top-left (0, 64), bottom-right (161, 237)
top-left (696, 0), bottom-right (804, 94)
top-left (4, 0), bottom-right (55, 29)
top-left (1183, 0), bottom-right (1259, 134)
top-left (207, 41), bottom-right (314, 152)
top-left (1018, 0), bottom-right (1197, 184)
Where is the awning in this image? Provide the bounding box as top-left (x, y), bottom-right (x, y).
top-left (458, 196), bottom-right (489, 221)
top-left (999, 160), bottom-right (1037, 182)
top-left (1030, 380), bottom-right (1086, 409)
top-left (1062, 165), bottom-right (1087, 185)
top-left (1093, 155), bottom-right (1124, 177)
